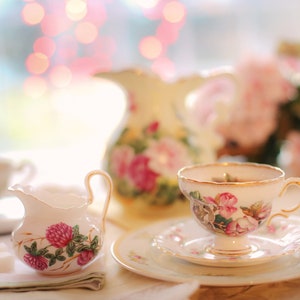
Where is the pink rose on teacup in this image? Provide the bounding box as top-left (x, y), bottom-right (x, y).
top-left (225, 216), bottom-right (258, 237)
top-left (204, 192), bottom-right (238, 219)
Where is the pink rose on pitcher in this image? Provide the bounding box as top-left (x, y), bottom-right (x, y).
top-left (110, 145), bottom-right (134, 178)
top-left (127, 154), bottom-right (158, 192)
top-left (77, 250), bottom-right (94, 266)
top-left (145, 137), bottom-right (192, 177)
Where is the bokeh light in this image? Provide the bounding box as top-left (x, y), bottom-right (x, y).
top-left (49, 65), bottom-right (72, 88)
top-left (40, 14), bottom-right (72, 37)
top-left (85, 1), bottom-right (107, 26)
top-left (90, 36), bottom-right (116, 58)
top-left (156, 21), bottom-right (180, 45)
top-left (70, 57), bottom-right (104, 76)
top-left (23, 76), bottom-right (48, 98)
top-left (139, 36), bottom-right (162, 59)
top-left (56, 35), bottom-right (78, 61)
top-left (65, 0), bottom-right (87, 21)
top-left (22, 2), bottom-right (45, 25)
top-left (163, 1), bottom-right (186, 23)
top-left (33, 37), bottom-right (56, 58)
top-left (75, 21), bottom-right (98, 44)
top-left (134, 0), bottom-right (159, 9)
top-left (26, 52), bottom-right (50, 75)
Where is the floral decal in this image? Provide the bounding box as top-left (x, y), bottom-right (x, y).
top-left (190, 191), bottom-right (272, 237)
top-left (107, 120), bottom-right (197, 205)
top-left (20, 222), bottom-right (99, 272)
top-left (128, 250), bottom-right (148, 265)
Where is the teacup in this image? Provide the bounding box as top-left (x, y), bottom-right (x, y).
top-left (177, 162), bottom-right (300, 256)
top-left (0, 159), bottom-right (35, 196)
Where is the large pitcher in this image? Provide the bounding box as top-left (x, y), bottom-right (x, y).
top-left (95, 68), bottom-right (237, 212)
top-left (9, 170), bottom-right (112, 275)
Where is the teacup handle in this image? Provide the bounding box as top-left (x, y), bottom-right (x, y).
top-left (16, 160), bottom-right (36, 184)
top-left (84, 170), bottom-right (113, 233)
top-left (267, 177), bottom-right (300, 225)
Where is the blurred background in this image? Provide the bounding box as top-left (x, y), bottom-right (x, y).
top-left (1, 0), bottom-right (300, 162)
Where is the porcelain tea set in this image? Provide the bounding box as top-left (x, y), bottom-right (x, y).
top-left (5, 159), bottom-right (300, 275)
top-left (3, 69), bottom-right (300, 278)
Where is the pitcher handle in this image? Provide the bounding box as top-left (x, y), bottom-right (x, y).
top-left (84, 170), bottom-right (113, 233)
top-left (267, 177), bottom-right (300, 225)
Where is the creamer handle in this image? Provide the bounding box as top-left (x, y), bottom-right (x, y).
top-left (84, 170), bottom-right (113, 233)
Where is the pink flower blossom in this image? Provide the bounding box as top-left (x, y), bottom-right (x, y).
top-left (77, 250), bottom-right (94, 266)
top-left (216, 55), bottom-right (297, 149)
top-left (203, 196), bottom-right (216, 205)
top-left (225, 216), bottom-right (258, 236)
top-left (267, 224), bottom-right (276, 234)
top-left (204, 192), bottom-right (238, 219)
top-left (127, 154), bottom-right (158, 192)
top-left (191, 78), bottom-right (235, 126)
top-left (254, 203), bottom-right (272, 221)
top-left (24, 253), bottom-right (48, 271)
top-left (46, 222), bottom-right (73, 248)
top-left (128, 92), bottom-right (137, 112)
top-left (217, 192), bottom-right (238, 219)
top-left (145, 137), bottom-right (192, 177)
top-left (110, 145), bottom-right (135, 178)
top-left (145, 121), bottom-right (159, 134)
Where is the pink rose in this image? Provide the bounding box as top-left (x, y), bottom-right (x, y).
top-left (77, 250), bottom-right (94, 266)
top-left (110, 145), bottom-right (134, 178)
top-left (254, 203), bottom-right (272, 221)
top-left (128, 154), bottom-right (158, 192)
top-left (225, 216), bottom-right (258, 236)
top-left (216, 55), bottom-right (297, 149)
top-left (145, 121), bottom-right (160, 134)
top-left (203, 196), bottom-right (217, 205)
top-left (216, 192), bottom-right (238, 219)
top-left (145, 137), bottom-right (192, 177)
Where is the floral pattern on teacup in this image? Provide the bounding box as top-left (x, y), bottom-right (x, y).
top-left (19, 222), bottom-right (100, 272)
top-left (190, 191), bottom-right (272, 237)
top-left (107, 121), bottom-right (195, 205)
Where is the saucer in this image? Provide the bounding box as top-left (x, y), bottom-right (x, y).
top-left (151, 218), bottom-right (300, 267)
top-left (111, 216), bottom-right (300, 286)
top-left (0, 196), bottom-right (24, 235)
